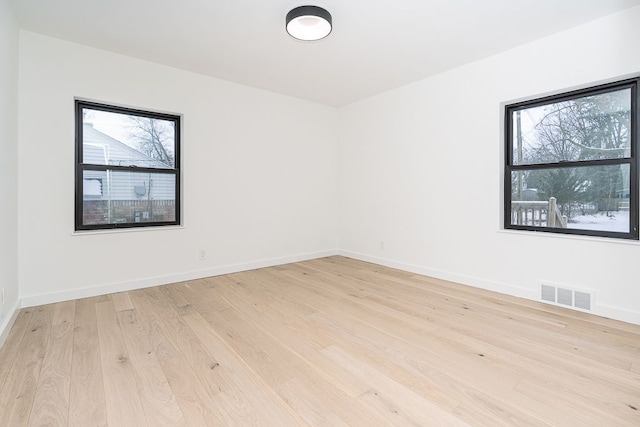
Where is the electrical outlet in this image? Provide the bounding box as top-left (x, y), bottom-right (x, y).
top-left (1, 288), bottom-right (4, 305)
top-left (198, 249), bottom-right (207, 261)
top-left (380, 241), bottom-right (385, 251)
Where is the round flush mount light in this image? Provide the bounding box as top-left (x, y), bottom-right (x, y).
top-left (286, 6), bottom-right (332, 41)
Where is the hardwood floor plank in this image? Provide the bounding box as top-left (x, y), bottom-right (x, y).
top-left (181, 287), bottom-right (296, 389)
top-left (217, 274), bottom-right (505, 426)
top-left (209, 275), bottom-right (373, 398)
top-left (151, 281), bottom-right (271, 426)
top-left (0, 305), bottom-right (53, 427)
top-left (190, 277), bottom-right (389, 425)
top-left (181, 310), bottom-right (306, 426)
top-left (0, 310), bottom-right (33, 393)
top-left (116, 308), bottom-right (188, 426)
top-left (128, 288), bottom-right (228, 426)
top-left (28, 300), bottom-right (75, 427)
top-left (111, 291), bottom-right (134, 312)
top-left (276, 272), bottom-right (523, 394)
top-left (323, 344), bottom-right (469, 426)
top-left (276, 378), bottom-right (350, 427)
top-left (95, 299), bottom-right (147, 426)
top-left (69, 297), bottom-right (108, 427)
top-left (134, 287), bottom-right (233, 397)
top-left (513, 379), bottom-right (640, 426)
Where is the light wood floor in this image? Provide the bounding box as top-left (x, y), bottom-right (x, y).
top-left (0, 256), bottom-right (639, 426)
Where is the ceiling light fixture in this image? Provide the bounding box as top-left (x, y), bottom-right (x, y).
top-left (286, 6), bottom-right (332, 41)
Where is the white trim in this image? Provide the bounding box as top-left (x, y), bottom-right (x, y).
top-left (74, 96), bottom-right (183, 119)
top-left (0, 300), bottom-right (22, 349)
top-left (20, 250), bottom-right (338, 308)
top-left (497, 229), bottom-right (640, 246)
top-left (500, 72), bottom-right (640, 107)
top-left (71, 225), bottom-right (185, 236)
top-left (15, 248), bottom-right (640, 327)
top-left (338, 250), bottom-right (640, 326)
top-left (338, 250), bottom-right (536, 299)
top-left (593, 303), bottom-right (640, 326)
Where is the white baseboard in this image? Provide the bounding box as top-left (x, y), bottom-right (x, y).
top-left (20, 249), bottom-right (339, 308)
top-left (16, 248), bottom-right (640, 327)
top-left (338, 249), bottom-right (537, 299)
top-left (592, 304), bottom-right (640, 326)
top-left (0, 300), bottom-right (22, 349)
top-left (338, 250), bottom-right (640, 326)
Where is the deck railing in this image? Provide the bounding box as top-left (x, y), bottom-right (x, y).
top-left (511, 197), bottom-right (567, 228)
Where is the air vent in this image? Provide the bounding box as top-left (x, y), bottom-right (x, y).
top-left (557, 288), bottom-right (573, 306)
top-left (539, 283), bottom-right (593, 312)
top-left (541, 285), bottom-right (556, 303)
top-left (574, 291), bottom-right (592, 311)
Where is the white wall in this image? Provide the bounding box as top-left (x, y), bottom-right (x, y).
top-left (18, 31), bottom-right (338, 305)
top-left (338, 6), bottom-right (640, 324)
top-left (11, 6), bottom-right (640, 327)
top-left (0, 0), bottom-right (20, 344)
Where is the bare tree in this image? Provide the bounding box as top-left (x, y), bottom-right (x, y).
top-left (524, 90), bottom-right (630, 216)
top-left (128, 117), bottom-right (175, 167)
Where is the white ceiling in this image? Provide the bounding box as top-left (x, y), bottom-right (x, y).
top-left (9, 0), bottom-right (640, 106)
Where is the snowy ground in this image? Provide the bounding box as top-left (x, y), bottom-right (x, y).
top-left (567, 211), bottom-right (629, 232)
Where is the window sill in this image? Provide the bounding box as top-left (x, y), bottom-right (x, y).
top-left (497, 228), bottom-right (640, 246)
top-left (72, 225), bottom-right (185, 236)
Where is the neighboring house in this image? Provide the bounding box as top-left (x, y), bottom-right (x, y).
top-left (82, 123), bottom-right (176, 224)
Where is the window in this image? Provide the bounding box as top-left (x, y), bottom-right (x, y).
top-left (504, 78), bottom-right (638, 239)
top-left (75, 101), bottom-right (181, 230)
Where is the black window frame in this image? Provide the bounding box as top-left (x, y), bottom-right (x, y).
top-left (75, 100), bottom-right (181, 231)
top-left (504, 78), bottom-right (639, 240)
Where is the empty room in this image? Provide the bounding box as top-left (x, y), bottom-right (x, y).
top-left (1, 0), bottom-right (639, 425)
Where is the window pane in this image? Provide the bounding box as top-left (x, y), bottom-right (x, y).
top-left (83, 178), bottom-right (102, 197)
top-left (512, 88), bottom-right (631, 165)
top-left (82, 170), bottom-right (176, 226)
top-left (82, 108), bottom-right (175, 169)
top-left (510, 164), bottom-right (630, 233)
